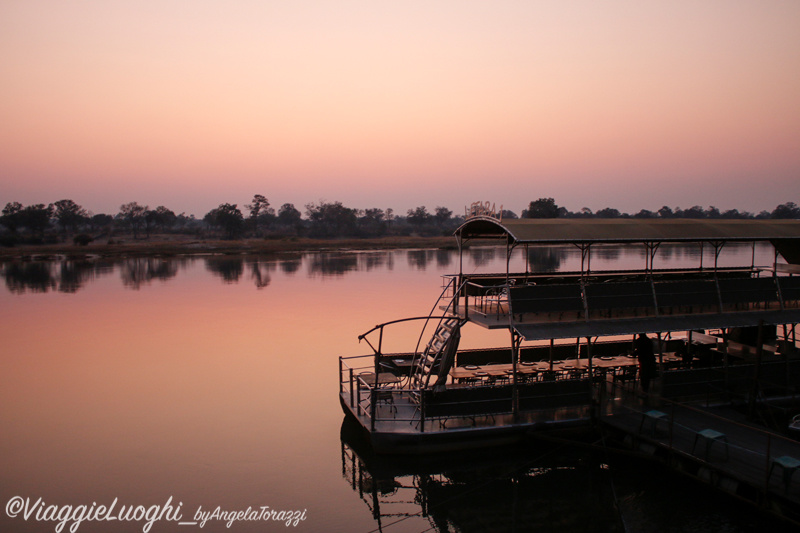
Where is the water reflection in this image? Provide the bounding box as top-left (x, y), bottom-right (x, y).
top-left (2, 262), bottom-right (57, 293)
top-left (279, 257), bottom-right (302, 275)
top-left (526, 247), bottom-right (565, 272)
top-left (2, 260), bottom-right (111, 293)
top-left (205, 256), bottom-right (245, 283)
top-left (436, 249), bottom-right (452, 268)
top-left (58, 260), bottom-right (99, 293)
top-left (468, 247), bottom-right (497, 268)
top-left (340, 419), bottom-right (795, 533)
top-left (340, 420), bottom-right (621, 532)
top-left (592, 245), bottom-right (621, 261)
top-left (408, 250), bottom-right (435, 270)
top-left (361, 251), bottom-right (394, 271)
top-left (308, 252), bottom-right (359, 276)
top-left (248, 259), bottom-right (274, 289)
top-left (0, 243), bottom-right (778, 296)
top-left (121, 257), bottom-right (181, 289)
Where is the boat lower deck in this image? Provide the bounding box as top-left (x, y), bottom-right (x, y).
top-left (340, 388), bottom-right (592, 454)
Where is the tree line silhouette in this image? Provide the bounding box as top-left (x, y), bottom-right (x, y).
top-left (522, 197), bottom-right (800, 220)
top-left (1, 195), bottom-right (797, 246)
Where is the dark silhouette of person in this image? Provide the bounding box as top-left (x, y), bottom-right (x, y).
top-left (677, 340), bottom-right (692, 368)
top-left (634, 333), bottom-right (657, 392)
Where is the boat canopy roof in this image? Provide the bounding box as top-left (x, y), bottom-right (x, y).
top-left (455, 217), bottom-right (800, 246)
top-left (513, 309), bottom-right (800, 341)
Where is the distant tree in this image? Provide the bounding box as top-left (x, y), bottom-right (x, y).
top-left (406, 206), bottom-right (431, 227)
top-left (204, 203), bottom-right (244, 239)
top-left (596, 207), bottom-right (622, 218)
top-left (634, 209), bottom-right (656, 218)
top-left (246, 194), bottom-right (274, 234)
top-left (721, 209), bottom-right (750, 219)
top-left (680, 205), bottom-right (706, 219)
top-left (148, 206), bottom-right (177, 231)
top-left (20, 204), bottom-right (54, 237)
top-left (358, 208), bottom-right (387, 237)
top-left (771, 202), bottom-right (800, 219)
top-left (275, 203), bottom-right (302, 235)
top-left (305, 201), bottom-right (358, 238)
top-left (90, 213), bottom-right (114, 232)
top-left (500, 209), bottom-right (518, 219)
top-left (657, 206), bottom-right (674, 218)
top-left (1, 202), bottom-right (24, 233)
top-left (53, 199), bottom-right (88, 235)
top-left (705, 206), bottom-right (721, 219)
top-left (524, 198), bottom-right (560, 218)
top-left (434, 206), bottom-right (452, 225)
top-left (174, 212), bottom-right (199, 232)
top-left (118, 202), bottom-right (148, 239)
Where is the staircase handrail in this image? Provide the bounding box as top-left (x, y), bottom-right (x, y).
top-left (412, 276), bottom-right (464, 356)
top-left (357, 315), bottom-right (459, 356)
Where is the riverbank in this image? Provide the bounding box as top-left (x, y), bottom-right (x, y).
top-left (0, 234), bottom-right (457, 260)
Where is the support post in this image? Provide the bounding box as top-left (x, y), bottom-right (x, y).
top-left (748, 320), bottom-right (765, 419)
top-left (722, 328), bottom-right (730, 399)
top-left (349, 368), bottom-right (355, 408)
top-left (511, 330), bottom-right (521, 420)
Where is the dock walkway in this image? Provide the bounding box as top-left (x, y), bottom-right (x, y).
top-left (600, 390), bottom-right (800, 524)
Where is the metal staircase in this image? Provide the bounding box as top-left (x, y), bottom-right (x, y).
top-left (408, 277), bottom-right (469, 390)
top-left (410, 316), bottom-right (462, 390)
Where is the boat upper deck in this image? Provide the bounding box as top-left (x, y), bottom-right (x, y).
top-left (448, 217), bottom-right (800, 340)
top-left (450, 267), bottom-right (800, 339)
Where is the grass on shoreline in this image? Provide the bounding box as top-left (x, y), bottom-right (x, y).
top-left (0, 234), bottom-right (458, 260)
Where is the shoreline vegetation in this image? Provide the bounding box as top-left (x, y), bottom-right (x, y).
top-left (0, 234), bottom-right (457, 261)
top-left (2, 197), bottom-right (797, 261)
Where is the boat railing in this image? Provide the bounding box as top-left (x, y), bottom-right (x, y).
top-left (446, 270), bottom-right (800, 325)
top-left (340, 352), bottom-right (599, 430)
top-left (339, 354), bottom-right (424, 429)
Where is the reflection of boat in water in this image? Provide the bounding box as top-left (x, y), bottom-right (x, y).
top-left (339, 216), bottom-right (800, 454)
top-left (341, 416), bottom-right (800, 533)
top-left (339, 417), bottom-right (624, 532)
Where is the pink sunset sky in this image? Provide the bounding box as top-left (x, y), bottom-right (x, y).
top-left (1, 1), bottom-right (798, 218)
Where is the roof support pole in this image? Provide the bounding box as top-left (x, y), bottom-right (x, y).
top-left (748, 320), bottom-right (765, 419)
top-left (657, 332), bottom-right (663, 371)
top-left (722, 328), bottom-right (730, 399)
top-left (506, 240), bottom-right (516, 285)
top-left (576, 243), bottom-right (591, 280)
top-left (784, 323), bottom-right (790, 391)
top-left (644, 242), bottom-right (661, 275)
top-left (774, 246), bottom-right (780, 274)
top-left (524, 244), bottom-right (530, 282)
top-left (700, 242), bottom-right (704, 270)
top-left (510, 329), bottom-right (521, 420)
top-left (456, 235), bottom-right (464, 312)
top-left (710, 241), bottom-right (725, 274)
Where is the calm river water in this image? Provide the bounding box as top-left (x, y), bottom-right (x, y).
top-left (0, 243), bottom-right (793, 532)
